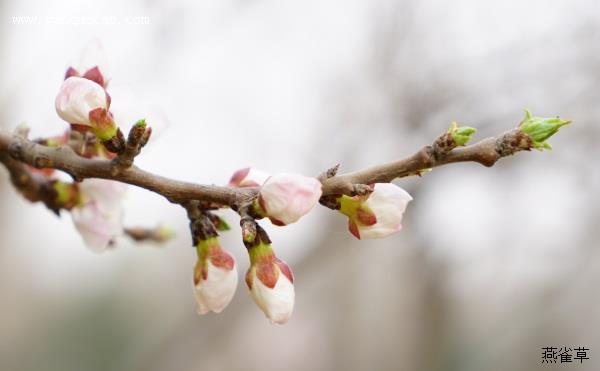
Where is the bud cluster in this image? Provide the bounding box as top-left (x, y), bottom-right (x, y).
top-left (188, 207), bottom-right (295, 324)
top-left (54, 41), bottom-right (128, 153)
top-left (30, 41), bottom-right (155, 251)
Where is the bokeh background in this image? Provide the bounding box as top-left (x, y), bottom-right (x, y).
top-left (1, 1), bottom-right (599, 370)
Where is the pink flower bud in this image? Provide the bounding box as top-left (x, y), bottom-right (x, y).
top-left (55, 77), bottom-right (108, 127)
top-left (245, 243), bottom-right (294, 324)
top-left (70, 179), bottom-right (126, 252)
top-left (228, 167), bottom-right (270, 188)
top-left (193, 238), bottom-right (238, 314)
top-left (340, 183), bottom-right (412, 239)
top-left (257, 173), bottom-right (322, 225)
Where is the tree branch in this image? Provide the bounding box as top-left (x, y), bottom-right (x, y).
top-left (0, 130), bottom-right (253, 207)
top-left (0, 124), bottom-right (534, 211)
top-left (318, 128), bottom-right (532, 195)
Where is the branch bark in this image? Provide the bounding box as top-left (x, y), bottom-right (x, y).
top-left (0, 124), bottom-right (532, 210)
top-left (318, 129), bottom-right (532, 195)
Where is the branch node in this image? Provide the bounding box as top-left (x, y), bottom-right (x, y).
top-left (238, 201), bottom-right (260, 243)
top-left (8, 140), bottom-right (25, 161)
top-left (319, 195), bottom-right (341, 210)
top-left (432, 132), bottom-right (456, 159)
top-left (352, 183), bottom-right (374, 196)
top-left (318, 164), bottom-right (340, 182)
top-left (243, 223), bottom-right (271, 249)
top-left (496, 129), bottom-right (533, 158)
top-left (111, 123), bottom-right (151, 170)
top-left (186, 201), bottom-right (218, 246)
top-left (101, 128), bottom-right (126, 154)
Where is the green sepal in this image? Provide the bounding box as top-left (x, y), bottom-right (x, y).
top-left (252, 198), bottom-right (267, 218)
top-left (337, 195), bottom-right (376, 226)
top-left (338, 195), bottom-right (356, 217)
top-left (92, 124), bottom-right (118, 141)
top-left (214, 216), bottom-right (231, 231)
top-left (247, 242), bottom-right (274, 265)
top-left (519, 109), bottom-right (571, 151)
top-left (195, 237), bottom-right (220, 259)
top-left (448, 121), bottom-right (477, 146)
top-left (53, 181), bottom-right (80, 209)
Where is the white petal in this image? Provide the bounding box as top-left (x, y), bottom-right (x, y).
top-left (194, 261), bottom-right (238, 314)
top-left (71, 179), bottom-right (126, 252)
top-left (259, 173), bottom-right (322, 225)
top-left (55, 77), bottom-right (107, 126)
top-left (71, 202), bottom-right (122, 252)
top-left (78, 179), bottom-right (127, 213)
top-left (240, 168), bottom-right (270, 187)
top-left (249, 267), bottom-right (295, 324)
top-left (359, 183), bottom-right (412, 239)
top-left (228, 167), bottom-right (270, 188)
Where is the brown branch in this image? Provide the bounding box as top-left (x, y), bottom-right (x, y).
top-left (0, 124), bottom-right (533, 212)
top-left (0, 130), bottom-right (254, 207)
top-left (124, 225), bottom-right (173, 244)
top-left (319, 128), bottom-right (532, 195)
top-left (0, 145), bottom-right (63, 213)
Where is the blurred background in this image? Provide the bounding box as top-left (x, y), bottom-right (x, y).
top-left (1, 0), bottom-right (599, 370)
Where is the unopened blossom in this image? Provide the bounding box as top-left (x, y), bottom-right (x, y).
top-left (246, 242), bottom-right (294, 324)
top-left (71, 179), bottom-right (126, 252)
top-left (55, 77), bottom-right (117, 140)
top-left (228, 167), bottom-right (270, 188)
top-left (339, 183), bottom-right (412, 239)
top-left (256, 173), bottom-right (322, 225)
top-left (65, 39), bottom-right (111, 87)
top-left (193, 237), bottom-right (238, 314)
top-left (519, 109), bottom-right (572, 150)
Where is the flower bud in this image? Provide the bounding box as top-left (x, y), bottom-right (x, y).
top-left (193, 237), bottom-right (238, 314)
top-left (255, 173), bottom-right (322, 225)
top-left (70, 179), bottom-right (126, 252)
top-left (519, 109), bottom-right (571, 150)
top-left (245, 242), bottom-right (294, 324)
top-left (55, 77), bottom-right (117, 141)
top-left (338, 183), bottom-right (412, 239)
top-left (448, 121), bottom-right (477, 146)
top-left (55, 77), bottom-right (107, 125)
top-left (228, 167), bottom-right (270, 188)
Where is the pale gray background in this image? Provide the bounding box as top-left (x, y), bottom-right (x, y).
top-left (1, 1), bottom-right (599, 370)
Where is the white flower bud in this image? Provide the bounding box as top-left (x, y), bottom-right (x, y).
top-left (340, 183), bottom-right (412, 239)
top-left (246, 258), bottom-right (295, 324)
top-left (193, 242), bottom-right (238, 314)
top-left (71, 179), bottom-right (126, 252)
top-left (55, 77), bottom-right (108, 127)
top-left (257, 173), bottom-right (322, 225)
